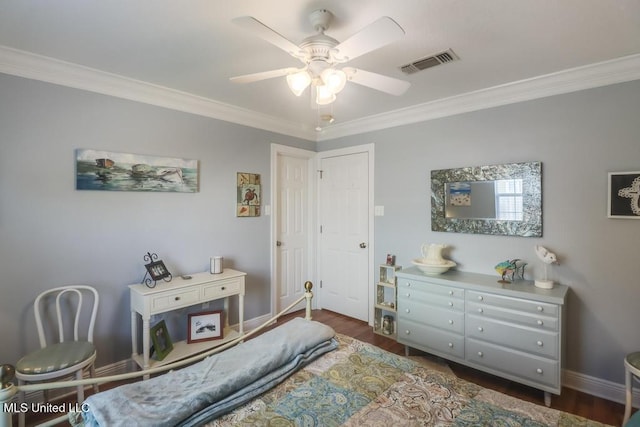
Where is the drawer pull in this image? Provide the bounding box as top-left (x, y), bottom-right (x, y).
top-left (448, 342), bottom-right (453, 348)
top-left (448, 290), bottom-right (454, 295)
top-left (536, 368), bottom-right (543, 374)
top-left (477, 351), bottom-right (483, 357)
top-left (448, 319), bottom-right (454, 325)
top-left (478, 326), bottom-right (483, 332)
top-left (174, 296), bottom-right (181, 301)
top-left (221, 286), bottom-right (226, 291)
top-left (478, 308), bottom-right (483, 313)
top-left (406, 282), bottom-right (411, 287)
top-left (448, 301), bottom-right (453, 307)
top-left (478, 296), bottom-right (483, 301)
top-left (537, 320), bottom-right (544, 326)
top-left (537, 306), bottom-right (543, 312)
top-left (406, 309), bottom-right (410, 313)
top-left (405, 330), bottom-right (410, 335)
top-left (406, 293), bottom-right (411, 298)
top-left (537, 340), bottom-right (543, 347)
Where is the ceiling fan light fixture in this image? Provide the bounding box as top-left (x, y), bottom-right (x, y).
top-left (321, 68), bottom-right (347, 94)
top-left (286, 70), bottom-right (312, 96)
top-left (315, 84), bottom-right (336, 105)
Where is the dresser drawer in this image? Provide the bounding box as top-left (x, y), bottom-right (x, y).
top-left (467, 291), bottom-right (558, 317)
top-left (467, 301), bottom-right (558, 331)
top-left (398, 287), bottom-right (464, 312)
top-left (400, 302), bottom-right (464, 334)
top-left (203, 278), bottom-right (242, 299)
top-left (466, 315), bottom-right (558, 359)
top-left (399, 318), bottom-right (464, 358)
top-left (398, 278), bottom-right (464, 299)
top-left (151, 288), bottom-right (200, 313)
top-left (466, 338), bottom-right (559, 389)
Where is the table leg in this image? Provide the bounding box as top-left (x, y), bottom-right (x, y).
top-left (238, 293), bottom-right (244, 335)
top-left (130, 311), bottom-right (138, 361)
top-left (142, 317), bottom-right (150, 380)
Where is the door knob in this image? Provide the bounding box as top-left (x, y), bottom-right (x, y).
top-left (276, 241), bottom-right (282, 246)
top-left (359, 242), bottom-right (367, 248)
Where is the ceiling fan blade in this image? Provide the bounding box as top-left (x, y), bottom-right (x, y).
top-left (334, 17), bottom-right (405, 62)
top-left (230, 67), bottom-right (298, 84)
top-left (232, 16), bottom-right (302, 57)
top-left (343, 67), bottom-right (410, 96)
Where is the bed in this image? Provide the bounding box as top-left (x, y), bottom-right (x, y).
top-left (1, 285), bottom-right (613, 427)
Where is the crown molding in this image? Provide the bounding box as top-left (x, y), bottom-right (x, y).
top-left (317, 53), bottom-right (640, 141)
top-left (0, 45), bottom-right (317, 141)
top-left (1, 45), bottom-right (639, 143)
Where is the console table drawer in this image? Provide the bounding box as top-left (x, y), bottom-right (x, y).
top-left (399, 318), bottom-right (464, 358)
top-left (466, 315), bottom-right (558, 358)
top-left (466, 338), bottom-right (559, 389)
top-left (203, 278), bottom-right (242, 299)
top-left (467, 291), bottom-right (558, 317)
top-left (151, 288), bottom-right (200, 313)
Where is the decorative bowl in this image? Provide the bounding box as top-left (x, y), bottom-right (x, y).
top-left (411, 258), bottom-right (457, 275)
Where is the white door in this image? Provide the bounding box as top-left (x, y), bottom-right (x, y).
top-left (271, 145), bottom-right (315, 315)
top-left (318, 146), bottom-right (372, 321)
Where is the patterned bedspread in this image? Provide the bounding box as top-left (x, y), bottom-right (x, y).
top-left (207, 334), bottom-right (612, 427)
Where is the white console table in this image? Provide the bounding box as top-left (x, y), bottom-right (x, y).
top-left (129, 269), bottom-right (246, 372)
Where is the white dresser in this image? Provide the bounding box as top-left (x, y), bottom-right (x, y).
top-left (129, 269), bottom-right (246, 372)
top-left (396, 267), bottom-right (568, 405)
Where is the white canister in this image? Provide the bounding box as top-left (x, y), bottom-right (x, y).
top-left (210, 256), bottom-right (223, 274)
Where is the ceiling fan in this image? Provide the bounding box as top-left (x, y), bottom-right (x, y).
top-left (230, 9), bottom-right (411, 106)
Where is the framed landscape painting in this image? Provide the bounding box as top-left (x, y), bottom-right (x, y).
top-left (76, 149), bottom-right (199, 192)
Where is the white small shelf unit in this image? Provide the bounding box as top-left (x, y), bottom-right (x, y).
top-left (373, 264), bottom-right (401, 339)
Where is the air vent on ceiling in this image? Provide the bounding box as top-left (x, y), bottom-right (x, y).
top-left (400, 49), bottom-right (459, 75)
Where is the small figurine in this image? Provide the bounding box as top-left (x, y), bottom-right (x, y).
top-left (534, 245), bottom-right (558, 289)
top-left (494, 259), bottom-right (527, 283)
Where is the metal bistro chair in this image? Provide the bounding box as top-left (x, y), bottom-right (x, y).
top-left (15, 286), bottom-right (99, 427)
top-left (624, 352), bottom-right (640, 426)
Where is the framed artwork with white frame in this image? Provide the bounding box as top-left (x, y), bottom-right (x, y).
top-left (608, 171), bottom-right (640, 219)
top-left (187, 310), bottom-right (223, 343)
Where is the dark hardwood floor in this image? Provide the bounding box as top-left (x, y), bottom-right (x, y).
top-left (22, 308), bottom-right (625, 426)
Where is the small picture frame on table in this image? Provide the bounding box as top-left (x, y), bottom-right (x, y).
top-left (386, 254), bottom-right (396, 266)
top-left (150, 320), bottom-right (173, 361)
top-left (146, 260), bottom-right (171, 281)
top-left (188, 311), bottom-right (223, 343)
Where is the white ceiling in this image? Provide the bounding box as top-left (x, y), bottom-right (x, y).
top-left (1, 0), bottom-right (639, 141)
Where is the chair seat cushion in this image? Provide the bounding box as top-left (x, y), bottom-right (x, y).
top-left (16, 341), bottom-right (95, 375)
top-left (627, 352), bottom-right (640, 370)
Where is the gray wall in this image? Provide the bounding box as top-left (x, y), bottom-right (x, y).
top-left (2, 70), bottom-right (639, 387)
top-left (0, 74), bottom-right (313, 367)
top-left (320, 80), bottom-right (640, 384)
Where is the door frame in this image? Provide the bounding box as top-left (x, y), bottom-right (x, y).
top-left (316, 143), bottom-right (375, 324)
top-left (270, 143), bottom-right (317, 318)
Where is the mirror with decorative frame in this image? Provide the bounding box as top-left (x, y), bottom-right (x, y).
top-left (431, 161), bottom-right (542, 237)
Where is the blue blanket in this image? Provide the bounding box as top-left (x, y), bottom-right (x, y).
top-left (80, 318), bottom-right (337, 427)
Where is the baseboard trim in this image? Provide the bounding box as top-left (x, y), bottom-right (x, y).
top-left (563, 369), bottom-right (639, 407)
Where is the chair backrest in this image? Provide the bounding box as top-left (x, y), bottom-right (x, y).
top-left (33, 285), bottom-right (99, 348)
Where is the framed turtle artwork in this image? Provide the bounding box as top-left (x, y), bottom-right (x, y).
top-left (237, 172), bottom-right (261, 216)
